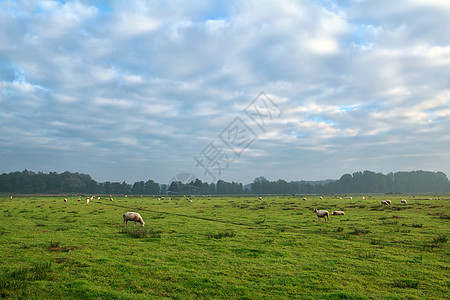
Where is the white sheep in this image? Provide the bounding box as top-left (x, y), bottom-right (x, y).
top-left (64, 198), bottom-right (67, 203)
top-left (86, 197), bottom-right (90, 204)
top-left (123, 212), bottom-right (145, 227)
top-left (303, 197), bottom-right (307, 201)
top-left (110, 198), bottom-right (114, 202)
top-left (385, 200), bottom-right (391, 205)
top-left (319, 196), bottom-right (323, 200)
top-left (401, 199), bottom-right (407, 204)
top-left (349, 196), bottom-right (353, 200)
top-left (77, 198), bottom-right (81, 202)
top-left (381, 200), bottom-right (389, 206)
top-left (331, 211), bottom-right (345, 215)
top-left (258, 197), bottom-right (263, 200)
top-left (313, 209), bottom-right (329, 222)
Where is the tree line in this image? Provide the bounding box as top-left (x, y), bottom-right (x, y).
top-left (0, 169), bottom-right (449, 195)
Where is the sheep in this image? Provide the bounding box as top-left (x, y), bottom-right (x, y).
top-left (401, 199), bottom-right (407, 204)
top-left (319, 196), bottom-right (323, 200)
top-left (77, 198), bottom-right (81, 202)
top-left (362, 197), bottom-right (365, 200)
top-left (98, 197), bottom-right (101, 200)
top-left (331, 211), bottom-right (345, 215)
top-left (303, 197), bottom-right (307, 201)
top-left (349, 196), bottom-right (353, 200)
top-left (110, 198), bottom-right (114, 202)
top-left (64, 198), bottom-right (67, 203)
top-left (381, 200), bottom-right (389, 206)
top-left (313, 209), bottom-right (329, 222)
top-left (86, 197), bottom-right (90, 204)
top-left (385, 200), bottom-right (391, 205)
top-left (123, 212), bottom-right (145, 227)
top-left (258, 197), bottom-right (263, 200)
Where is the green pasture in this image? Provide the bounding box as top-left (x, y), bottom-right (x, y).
top-left (0, 194), bottom-right (448, 299)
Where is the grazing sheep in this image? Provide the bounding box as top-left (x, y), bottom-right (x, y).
top-left (86, 197), bottom-right (90, 204)
top-left (64, 198), bottom-right (67, 203)
top-left (78, 198), bottom-right (81, 202)
top-left (319, 196), bottom-right (323, 200)
top-left (123, 212), bottom-right (145, 227)
top-left (258, 197), bottom-right (263, 200)
top-left (349, 196), bottom-right (353, 200)
top-left (313, 209), bottom-right (329, 222)
top-left (98, 197), bottom-right (101, 200)
top-left (303, 197), bottom-right (307, 201)
top-left (401, 199), bottom-right (407, 204)
top-left (331, 211), bottom-right (345, 215)
top-left (385, 200), bottom-right (391, 205)
top-left (381, 200), bottom-right (389, 206)
top-left (362, 197), bottom-right (365, 200)
top-left (110, 198), bottom-right (114, 202)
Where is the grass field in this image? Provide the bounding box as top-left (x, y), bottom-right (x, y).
top-left (0, 194), bottom-right (448, 299)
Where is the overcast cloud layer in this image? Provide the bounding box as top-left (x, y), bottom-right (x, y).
top-left (1, 0), bottom-right (449, 184)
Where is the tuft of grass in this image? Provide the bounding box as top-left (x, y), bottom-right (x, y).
top-left (432, 233), bottom-right (448, 244)
top-left (8, 261), bottom-right (52, 281)
top-left (393, 279), bottom-right (419, 289)
top-left (370, 239), bottom-right (382, 245)
top-left (358, 252), bottom-right (375, 259)
top-left (350, 227), bottom-right (370, 235)
top-left (412, 223), bottom-right (423, 228)
top-left (211, 230), bottom-right (235, 239)
top-left (50, 241), bottom-right (60, 248)
top-left (120, 227), bottom-right (162, 238)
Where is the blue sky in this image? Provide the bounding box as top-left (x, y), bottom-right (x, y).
top-left (1, 0), bottom-right (449, 184)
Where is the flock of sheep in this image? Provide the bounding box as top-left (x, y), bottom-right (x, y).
top-left (58, 195), bottom-right (410, 227)
top-left (312, 197), bottom-right (409, 222)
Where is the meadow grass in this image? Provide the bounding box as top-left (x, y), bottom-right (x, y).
top-left (0, 194), bottom-right (448, 299)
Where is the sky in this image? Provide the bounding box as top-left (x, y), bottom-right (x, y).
top-left (1, 0), bottom-right (450, 185)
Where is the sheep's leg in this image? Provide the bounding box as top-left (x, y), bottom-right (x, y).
top-left (134, 221), bottom-right (136, 228)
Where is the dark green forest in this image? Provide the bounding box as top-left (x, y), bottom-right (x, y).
top-left (1, 169), bottom-right (449, 195)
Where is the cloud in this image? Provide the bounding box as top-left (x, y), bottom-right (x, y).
top-left (0, 0), bottom-right (449, 184)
